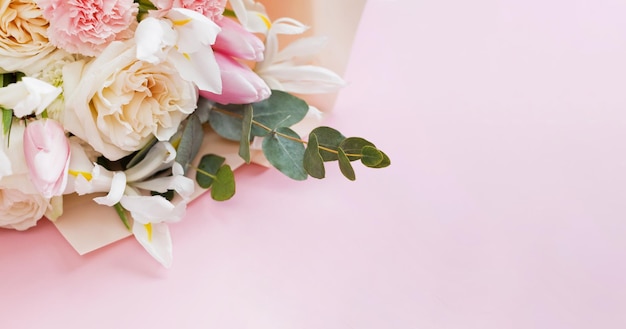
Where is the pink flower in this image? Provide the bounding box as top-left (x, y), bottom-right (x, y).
top-left (152, 0), bottom-right (227, 20)
top-left (214, 17), bottom-right (265, 61)
top-left (23, 119), bottom-right (70, 198)
top-left (35, 0), bottom-right (138, 57)
top-left (199, 52), bottom-right (270, 104)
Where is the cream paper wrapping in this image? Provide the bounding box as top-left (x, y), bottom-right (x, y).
top-left (52, 0), bottom-right (367, 255)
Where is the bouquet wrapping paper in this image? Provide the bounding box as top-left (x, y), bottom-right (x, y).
top-left (53, 0), bottom-right (367, 255)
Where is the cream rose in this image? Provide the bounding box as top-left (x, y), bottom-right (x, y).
top-left (0, 0), bottom-right (58, 75)
top-left (0, 188), bottom-right (49, 230)
top-left (62, 40), bottom-right (199, 161)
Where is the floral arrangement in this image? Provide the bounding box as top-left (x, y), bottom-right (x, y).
top-left (0, 0), bottom-right (389, 267)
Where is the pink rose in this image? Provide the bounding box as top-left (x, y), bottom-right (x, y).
top-left (35, 0), bottom-right (138, 56)
top-left (199, 52), bottom-right (270, 104)
top-left (23, 119), bottom-right (70, 198)
top-left (152, 0), bottom-right (227, 20)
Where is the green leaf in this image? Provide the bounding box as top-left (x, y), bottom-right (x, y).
top-left (262, 127), bottom-right (307, 181)
top-left (2, 108), bottom-right (12, 136)
top-left (196, 154), bottom-right (225, 189)
top-left (303, 133), bottom-right (325, 179)
top-left (339, 137), bottom-right (376, 161)
top-left (113, 203), bottom-right (131, 231)
top-left (360, 145), bottom-right (384, 167)
top-left (208, 103), bottom-right (247, 141)
top-left (195, 96), bottom-right (215, 124)
top-left (211, 165), bottom-right (235, 201)
top-left (125, 138), bottom-right (157, 169)
top-left (175, 114), bottom-right (203, 174)
top-left (250, 90), bottom-right (309, 137)
top-left (337, 148), bottom-right (356, 181)
top-left (239, 104), bottom-right (253, 163)
top-left (309, 126), bottom-right (345, 161)
top-left (371, 150), bottom-right (391, 168)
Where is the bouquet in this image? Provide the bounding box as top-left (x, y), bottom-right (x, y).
top-left (0, 0), bottom-right (389, 267)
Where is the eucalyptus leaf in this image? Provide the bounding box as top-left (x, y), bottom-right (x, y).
top-left (308, 126), bottom-right (345, 161)
top-left (360, 145), bottom-right (384, 167)
top-left (195, 96), bottom-right (216, 124)
top-left (337, 148), bottom-right (356, 181)
top-left (262, 127), bottom-right (307, 181)
top-left (175, 114), bottom-right (203, 174)
top-left (196, 154), bottom-right (225, 188)
top-left (371, 150), bottom-right (391, 168)
top-left (250, 90), bottom-right (308, 137)
top-left (339, 137), bottom-right (376, 161)
top-left (211, 165), bottom-right (235, 201)
top-left (303, 133), bottom-right (325, 179)
top-left (208, 103), bottom-right (247, 141)
top-left (239, 104), bottom-right (253, 163)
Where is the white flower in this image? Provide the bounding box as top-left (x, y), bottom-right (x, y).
top-left (69, 141), bottom-right (194, 268)
top-left (0, 77), bottom-right (62, 118)
top-left (228, 0), bottom-right (271, 33)
top-left (135, 8), bottom-right (222, 93)
top-left (62, 40), bottom-right (198, 161)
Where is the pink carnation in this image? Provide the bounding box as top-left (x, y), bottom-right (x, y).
top-left (36, 0), bottom-right (138, 57)
top-left (153, 0), bottom-right (227, 20)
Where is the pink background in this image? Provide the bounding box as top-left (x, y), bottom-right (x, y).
top-left (2, 0), bottom-right (626, 328)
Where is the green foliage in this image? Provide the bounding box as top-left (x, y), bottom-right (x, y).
top-left (337, 148), bottom-right (356, 181)
top-left (239, 104), bottom-right (253, 164)
top-left (175, 114), bottom-right (203, 174)
top-left (2, 109), bottom-right (12, 136)
top-left (196, 154), bottom-right (225, 189)
top-left (262, 127), bottom-right (308, 181)
top-left (208, 90), bottom-right (309, 141)
top-left (211, 165), bottom-right (235, 201)
top-left (308, 126), bottom-right (345, 161)
top-left (303, 133), bottom-right (325, 179)
top-left (195, 154), bottom-right (235, 201)
top-left (187, 91), bottom-right (390, 200)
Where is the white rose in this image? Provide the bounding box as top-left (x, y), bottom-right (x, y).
top-left (62, 40), bottom-right (199, 161)
top-left (0, 188), bottom-right (49, 230)
top-left (0, 0), bottom-right (59, 75)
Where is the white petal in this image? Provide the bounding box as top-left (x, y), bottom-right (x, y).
top-left (121, 195), bottom-right (186, 224)
top-left (132, 174), bottom-right (195, 200)
top-left (170, 48), bottom-right (222, 93)
top-left (135, 17), bottom-right (176, 64)
top-left (168, 8), bottom-right (220, 52)
top-left (260, 65), bottom-right (346, 94)
top-left (132, 221), bottom-right (173, 268)
top-left (274, 36), bottom-right (328, 65)
top-left (93, 171), bottom-right (127, 206)
top-left (125, 142), bottom-right (176, 182)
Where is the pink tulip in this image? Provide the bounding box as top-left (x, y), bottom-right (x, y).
top-left (23, 119), bottom-right (71, 198)
top-left (199, 52), bottom-right (271, 104)
top-left (213, 17), bottom-right (265, 61)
